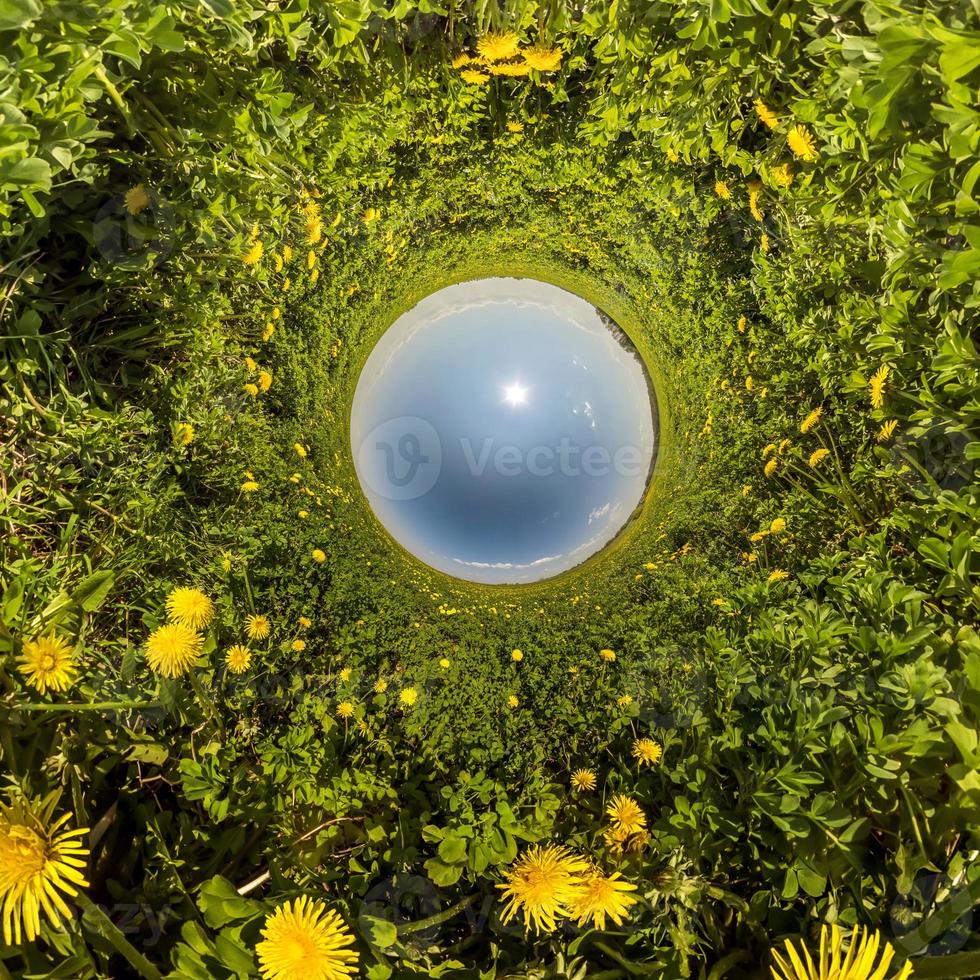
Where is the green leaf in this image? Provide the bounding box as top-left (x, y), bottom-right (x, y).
top-left (70, 570), bottom-right (115, 611)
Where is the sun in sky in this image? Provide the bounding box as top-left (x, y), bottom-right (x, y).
top-left (502, 381), bottom-right (529, 407)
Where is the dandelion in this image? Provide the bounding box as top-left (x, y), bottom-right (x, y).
top-left (489, 61), bottom-right (531, 77)
top-left (870, 365), bottom-right (889, 409)
top-left (755, 100), bottom-right (779, 130)
top-left (258, 370), bottom-right (273, 392)
top-left (600, 648), bottom-right (616, 662)
top-left (765, 458), bottom-right (779, 477)
top-left (291, 639), bottom-right (306, 652)
top-left (877, 420), bottom-right (898, 442)
top-left (770, 924), bottom-right (912, 980)
top-left (245, 356), bottom-right (257, 372)
top-left (373, 679), bottom-right (387, 693)
top-left (497, 844), bottom-right (588, 933)
top-left (298, 509), bottom-right (308, 519)
top-left (617, 694), bottom-right (633, 707)
top-left (242, 240), bottom-right (264, 265)
top-left (311, 548), bottom-right (326, 563)
top-left (768, 569), bottom-right (790, 582)
top-left (245, 383), bottom-right (259, 397)
top-left (145, 623), bottom-right (203, 677)
top-left (0, 794), bottom-right (90, 945)
top-left (771, 163), bottom-right (794, 187)
top-left (606, 795), bottom-right (646, 834)
top-left (124, 184), bottom-right (151, 215)
top-left (632, 738), bottom-right (662, 766)
top-left (225, 645), bottom-right (252, 674)
top-left (570, 870), bottom-right (638, 931)
top-left (571, 769), bottom-right (597, 792)
top-left (666, 146), bottom-right (680, 163)
top-left (602, 824), bottom-right (631, 853)
top-left (282, 245), bottom-right (293, 262)
top-left (800, 406), bottom-right (823, 433)
top-left (273, 253), bottom-right (284, 272)
top-left (770, 517), bottom-right (787, 534)
top-left (506, 120), bottom-right (524, 133)
top-left (241, 480), bottom-right (260, 492)
top-left (256, 896), bottom-right (358, 980)
top-left (166, 587), bottom-right (214, 630)
top-left (299, 616), bottom-right (312, 628)
top-left (337, 701), bottom-right (354, 719)
top-left (304, 218), bottom-right (322, 245)
top-left (399, 687), bottom-right (417, 707)
top-left (761, 233), bottom-right (771, 252)
top-left (17, 634), bottom-right (78, 694)
top-left (809, 448), bottom-right (830, 467)
top-left (763, 442), bottom-right (777, 458)
top-left (340, 668), bottom-right (351, 682)
top-left (307, 249), bottom-right (316, 270)
top-left (451, 53), bottom-right (472, 69)
top-left (746, 375), bottom-right (754, 391)
top-left (715, 180), bottom-right (731, 200)
top-left (522, 45), bottom-right (563, 72)
top-left (779, 438), bottom-right (792, 453)
top-left (246, 615), bottom-right (271, 641)
top-left (477, 31), bottom-right (520, 62)
top-left (787, 124), bottom-right (818, 162)
top-left (221, 553), bottom-right (233, 573)
top-left (439, 658), bottom-right (450, 668)
top-left (507, 695), bottom-right (519, 708)
top-left (748, 181), bottom-right (764, 221)
top-left (262, 323), bottom-right (275, 342)
top-left (460, 69), bottom-right (489, 84)
top-left (511, 648), bottom-right (523, 662)
top-left (174, 422), bottom-right (194, 446)
top-left (294, 442), bottom-right (307, 458)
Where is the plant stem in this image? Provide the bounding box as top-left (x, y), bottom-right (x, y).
top-left (10, 700), bottom-right (163, 712)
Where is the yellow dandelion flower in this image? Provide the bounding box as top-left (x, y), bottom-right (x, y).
top-left (778, 438), bottom-right (792, 453)
top-left (225, 645), bottom-right (252, 674)
top-left (311, 548), bottom-right (326, 563)
top-left (755, 100), bottom-right (779, 130)
top-left (174, 421), bottom-right (194, 446)
top-left (761, 233), bottom-right (771, 252)
top-left (497, 844), bottom-right (588, 933)
top-left (771, 924), bottom-right (912, 980)
top-left (507, 695), bottom-right (519, 708)
top-left (124, 184), bottom-right (151, 215)
top-left (246, 615), bottom-right (271, 641)
top-left (258, 370), bottom-right (272, 392)
top-left (870, 365), bottom-right (889, 409)
top-left (715, 180), bottom-right (731, 200)
top-left (522, 45), bottom-right (563, 72)
top-left (569, 870), bottom-right (638, 931)
top-left (0, 794), bottom-right (90, 945)
top-left (337, 701), bottom-right (354, 719)
top-left (809, 448), bottom-right (830, 467)
top-left (299, 616), bottom-right (311, 628)
top-left (617, 694), bottom-right (633, 707)
top-left (460, 69), bottom-right (489, 85)
top-left (666, 146), bottom-right (680, 163)
top-left (294, 442), bottom-right (307, 458)
top-left (306, 249), bottom-right (316, 270)
top-left (165, 587), bottom-right (214, 630)
top-left (242, 240), bottom-right (264, 265)
top-left (765, 458), bottom-right (779, 477)
top-left (738, 315), bottom-right (747, 332)
top-left (632, 738), bottom-right (662, 766)
top-left (298, 509), bottom-right (308, 518)
top-left (399, 686), bottom-right (417, 707)
top-left (291, 639), bottom-right (306, 652)
top-left (511, 648), bottom-right (523, 662)
top-left (488, 60), bottom-right (531, 77)
top-left (506, 120), bottom-right (524, 133)
top-left (748, 181), bottom-right (764, 221)
top-left (787, 124), bottom-right (819, 162)
top-left (282, 244), bottom-right (293, 262)
top-left (770, 517), bottom-right (787, 534)
top-left (17, 634), bottom-right (78, 695)
top-left (771, 163), bottom-right (794, 187)
top-left (241, 480), bottom-right (260, 492)
top-left (304, 218), bottom-right (322, 245)
top-left (877, 420), bottom-right (898, 442)
top-left (145, 623), bottom-right (202, 678)
top-left (605, 795), bottom-right (646, 834)
top-left (746, 375), bottom-right (754, 391)
top-left (256, 896), bottom-right (358, 980)
top-left (373, 678), bottom-right (387, 693)
top-left (273, 253), bottom-right (284, 272)
top-left (571, 769), bottom-right (597, 792)
top-left (768, 569), bottom-right (790, 582)
top-left (451, 53), bottom-right (473, 69)
top-left (245, 356), bottom-right (258, 372)
top-left (801, 406), bottom-right (823, 433)
top-left (309, 268), bottom-right (319, 284)
top-left (750, 531), bottom-right (769, 543)
top-left (600, 648), bottom-right (616, 662)
top-left (263, 323), bottom-right (276, 342)
top-left (439, 658), bottom-right (450, 668)
top-left (476, 31), bottom-right (520, 62)
top-left (340, 667), bottom-right (351, 682)
top-left (245, 383), bottom-right (259, 397)
top-left (762, 443), bottom-right (777, 459)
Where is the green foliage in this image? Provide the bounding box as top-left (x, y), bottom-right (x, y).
top-left (1, 0), bottom-right (978, 978)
